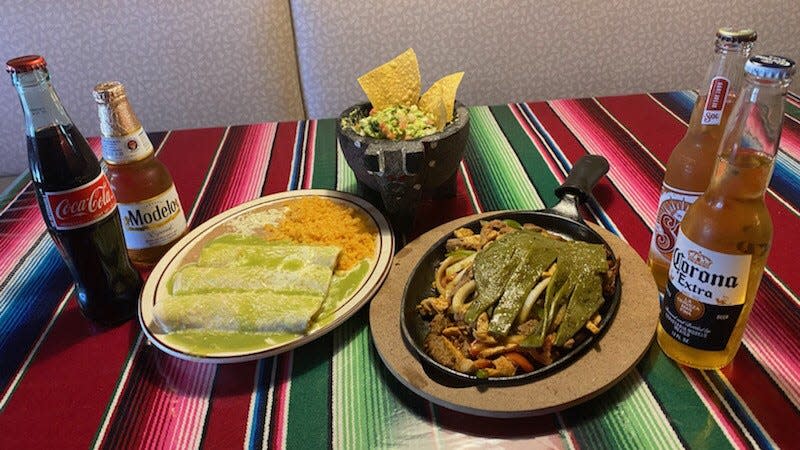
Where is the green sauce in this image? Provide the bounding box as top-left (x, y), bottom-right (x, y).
top-left (161, 259), bottom-right (372, 355)
top-left (313, 260), bottom-right (371, 328)
top-left (163, 330), bottom-right (300, 355)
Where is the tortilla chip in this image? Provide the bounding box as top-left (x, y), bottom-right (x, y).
top-left (357, 48), bottom-right (421, 110)
top-left (419, 72), bottom-right (464, 122)
top-left (429, 96), bottom-right (448, 131)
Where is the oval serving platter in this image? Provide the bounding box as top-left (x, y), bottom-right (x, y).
top-left (140, 189), bottom-right (394, 363)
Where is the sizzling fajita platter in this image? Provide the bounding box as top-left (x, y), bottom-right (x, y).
top-left (369, 156), bottom-right (659, 417)
top-left (369, 213), bottom-right (659, 417)
top-left (139, 189), bottom-right (394, 363)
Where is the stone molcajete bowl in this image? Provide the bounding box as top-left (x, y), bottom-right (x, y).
top-left (336, 102), bottom-right (470, 227)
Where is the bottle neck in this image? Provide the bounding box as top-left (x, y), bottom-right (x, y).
top-left (96, 97), bottom-right (154, 164)
top-left (706, 75), bottom-right (788, 200)
top-left (97, 98), bottom-right (143, 137)
top-left (700, 40), bottom-right (754, 94)
top-left (11, 69), bottom-right (73, 136)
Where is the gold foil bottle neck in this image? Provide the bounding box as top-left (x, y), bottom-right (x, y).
top-left (93, 81), bottom-right (142, 137)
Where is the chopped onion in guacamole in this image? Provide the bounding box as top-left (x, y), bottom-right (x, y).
top-left (343, 104), bottom-right (439, 140)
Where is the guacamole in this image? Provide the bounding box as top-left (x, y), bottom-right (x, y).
top-left (343, 104), bottom-right (439, 140)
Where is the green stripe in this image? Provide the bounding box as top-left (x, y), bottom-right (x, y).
top-left (285, 126), bottom-right (337, 450)
top-left (336, 144), bottom-right (358, 194)
top-left (464, 106), bottom-right (545, 211)
top-left (285, 337), bottom-right (333, 450)
top-left (489, 105), bottom-right (560, 207)
top-left (333, 311), bottom-right (393, 448)
top-left (312, 119), bottom-right (338, 190)
top-left (638, 345), bottom-right (733, 449)
top-left (562, 365), bottom-right (684, 449)
top-left (785, 98), bottom-right (800, 120)
top-left (0, 172), bottom-right (30, 211)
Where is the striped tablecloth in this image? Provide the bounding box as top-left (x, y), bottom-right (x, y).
top-left (1, 91), bottom-right (798, 449)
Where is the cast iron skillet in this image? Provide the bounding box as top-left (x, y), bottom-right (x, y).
top-left (400, 155), bottom-right (621, 387)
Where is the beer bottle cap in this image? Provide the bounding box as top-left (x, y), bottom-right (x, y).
top-left (5, 55), bottom-right (47, 74)
top-left (93, 81), bottom-right (127, 104)
top-left (716, 27), bottom-right (757, 43)
top-left (745, 55), bottom-right (796, 79)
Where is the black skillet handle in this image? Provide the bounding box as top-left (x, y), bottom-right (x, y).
top-left (554, 155), bottom-right (609, 203)
top-left (545, 155), bottom-right (609, 224)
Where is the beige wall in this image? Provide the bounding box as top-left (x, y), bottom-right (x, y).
top-left (2, 0), bottom-right (799, 176)
top-left (1, 0), bottom-right (304, 176)
top-left (292, 0), bottom-right (800, 118)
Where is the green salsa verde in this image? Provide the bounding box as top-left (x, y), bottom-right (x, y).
top-left (161, 259), bottom-right (372, 356)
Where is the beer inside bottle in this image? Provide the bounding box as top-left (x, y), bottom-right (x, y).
top-left (657, 55), bottom-right (795, 369)
top-left (94, 81), bottom-right (187, 268)
top-left (648, 28), bottom-right (756, 292)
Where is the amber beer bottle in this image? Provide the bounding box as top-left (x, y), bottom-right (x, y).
top-left (648, 28), bottom-right (756, 292)
top-left (657, 55), bottom-right (795, 369)
top-left (93, 82), bottom-right (187, 267)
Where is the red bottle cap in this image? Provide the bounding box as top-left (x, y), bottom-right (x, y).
top-left (5, 55), bottom-right (47, 74)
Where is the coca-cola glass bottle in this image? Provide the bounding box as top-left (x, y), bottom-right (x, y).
top-left (6, 55), bottom-right (142, 325)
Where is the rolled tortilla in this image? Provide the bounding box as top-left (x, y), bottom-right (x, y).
top-left (171, 264), bottom-right (334, 296)
top-left (198, 242), bottom-right (341, 269)
top-left (153, 292), bottom-right (325, 334)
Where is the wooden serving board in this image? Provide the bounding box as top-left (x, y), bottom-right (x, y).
top-left (369, 213), bottom-right (660, 418)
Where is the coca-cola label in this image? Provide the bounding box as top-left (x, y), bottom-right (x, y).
top-left (701, 76), bottom-right (730, 125)
top-left (43, 173), bottom-right (117, 230)
top-left (649, 183), bottom-right (702, 265)
top-left (660, 230), bottom-right (750, 350)
top-left (102, 127), bottom-right (153, 164)
top-left (117, 184), bottom-right (187, 249)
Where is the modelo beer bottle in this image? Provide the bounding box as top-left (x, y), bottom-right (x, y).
top-left (657, 55), bottom-right (795, 369)
top-left (648, 28), bottom-right (757, 292)
top-left (93, 82), bottom-right (187, 267)
top-left (6, 56), bottom-right (142, 325)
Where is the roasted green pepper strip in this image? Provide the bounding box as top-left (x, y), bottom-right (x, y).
top-left (463, 234), bottom-right (521, 324)
top-left (488, 247), bottom-right (558, 336)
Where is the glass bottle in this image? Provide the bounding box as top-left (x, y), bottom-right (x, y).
top-left (657, 55), bottom-right (795, 369)
top-left (7, 55), bottom-right (142, 325)
top-left (648, 28), bottom-right (757, 292)
top-left (93, 81), bottom-right (187, 268)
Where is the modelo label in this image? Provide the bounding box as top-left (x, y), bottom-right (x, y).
top-left (660, 230), bottom-right (750, 351)
top-left (701, 76), bottom-right (729, 125)
top-left (117, 185), bottom-right (187, 249)
top-left (649, 183), bottom-right (702, 263)
top-left (43, 173), bottom-right (117, 230)
top-left (101, 127), bottom-right (153, 164)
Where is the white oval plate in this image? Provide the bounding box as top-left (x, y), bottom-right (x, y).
top-left (139, 189), bottom-right (394, 363)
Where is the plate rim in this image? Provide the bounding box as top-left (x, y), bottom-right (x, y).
top-left (369, 211), bottom-right (659, 417)
top-left (139, 189), bottom-right (394, 364)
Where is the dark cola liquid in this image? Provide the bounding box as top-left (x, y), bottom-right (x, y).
top-left (28, 124), bottom-right (142, 325)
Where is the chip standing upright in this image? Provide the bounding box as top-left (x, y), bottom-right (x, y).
top-left (648, 28), bottom-right (757, 292)
top-left (657, 55), bottom-right (795, 369)
top-left (93, 82), bottom-right (188, 268)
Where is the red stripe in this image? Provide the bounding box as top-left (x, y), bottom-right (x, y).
top-left (721, 345), bottom-right (799, 447)
top-left (302, 121), bottom-right (316, 189)
top-left (0, 306), bottom-right (139, 450)
top-left (158, 127), bottom-right (228, 216)
top-left (263, 122), bottom-right (299, 195)
top-left (201, 362), bottom-right (259, 448)
top-left (527, 101), bottom-right (652, 257)
top-left (0, 128), bottom-right (227, 449)
top-left (409, 169), bottom-right (476, 240)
